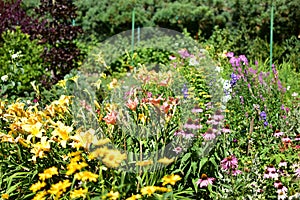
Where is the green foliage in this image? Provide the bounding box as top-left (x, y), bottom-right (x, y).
top-left (0, 27), bottom-right (47, 99)
top-left (204, 26), bottom-right (300, 71)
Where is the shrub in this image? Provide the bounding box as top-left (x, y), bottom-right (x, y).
top-left (0, 27), bottom-right (47, 98)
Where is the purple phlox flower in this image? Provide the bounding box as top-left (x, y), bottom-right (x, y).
top-left (196, 174), bottom-right (215, 188)
top-left (230, 73), bottom-right (238, 86)
top-left (248, 67), bottom-right (257, 74)
top-left (239, 96), bottom-right (244, 104)
top-left (202, 128), bottom-right (216, 141)
top-left (238, 55), bottom-right (248, 66)
top-left (285, 107), bottom-right (290, 113)
top-left (238, 67), bottom-right (242, 74)
top-left (33, 99), bottom-right (38, 103)
top-left (260, 111), bottom-right (267, 120)
top-left (263, 121), bottom-right (268, 127)
top-left (178, 49), bottom-right (190, 59)
top-left (229, 57), bottom-right (240, 67)
top-left (258, 72), bottom-right (264, 85)
top-left (181, 84), bottom-right (188, 99)
top-left (221, 155), bottom-right (238, 171)
top-left (281, 104), bottom-right (285, 110)
top-left (277, 80), bottom-right (283, 90)
top-left (255, 60), bottom-right (258, 66)
top-left (226, 52), bottom-right (234, 58)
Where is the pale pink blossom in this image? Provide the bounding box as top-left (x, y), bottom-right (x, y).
top-left (196, 174), bottom-right (215, 188)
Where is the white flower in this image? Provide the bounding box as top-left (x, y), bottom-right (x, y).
top-left (221, 95), bottom-right (231, 103)
top-left (223, 80), bottom-right (231, 90)
top-left (11, 53), bottom-right (19, 59)
top-left (215, 66), bottom-right (223, 73)
top-left (1, 75), bottom-right (8, 82)
top-left (287, 86), bottom-right (290, 90)
top-left (11, 51), bottom-right (22, 59)
top-left (189, 56), bottom-right (199, 66)
top-left (292, 92), bottom-right (298, 97)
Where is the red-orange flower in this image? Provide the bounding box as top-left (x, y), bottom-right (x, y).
top-left (126, 98), bottom-right (139, 111)
top-left (103, 111), bottom-right (117, 125)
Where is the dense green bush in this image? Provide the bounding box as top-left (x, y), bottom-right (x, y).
top-left (0, 27), bottom-right (47, 98)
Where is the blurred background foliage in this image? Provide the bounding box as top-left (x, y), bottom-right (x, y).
top-left (73, 0), bottom-right (299, 70)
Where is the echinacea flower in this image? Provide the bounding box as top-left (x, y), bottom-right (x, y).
top-left (231, 169), bottom-right (242, 176)
top-left (274, 130), bottom-right (284, 137)
top-left (222, 124), bottom-right (231, 133)
top-left (191, 105), bottom-right (203, 113)
top-left (281, 137), bottom-right (291, 143)
top-left (295, 168), bottom-right (300, 178)
top-left (274, 180), bottom-right (282, 188)
top-left (169, 55), bottom-right (176, 60)
top-left (183, 118), bottom-right (202, 130)
top-left (221, 155), bottom-right (238, 171)
top-left (213, 110), bottom-right (224, 121)
top-left (264, 165), bottom-right (278, 179)
top-left (196, 174), bottom-right (215, 188)
top-left (278, 160), bottom-right (287, 168)
top-left (276, 184), bottom-right (288, 195)
top-left (202, 128), bottom-right (216, 141)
